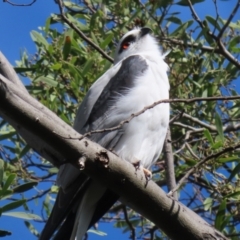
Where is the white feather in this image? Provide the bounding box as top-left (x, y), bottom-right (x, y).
top-left (56, 28), bottom-right (170, 240)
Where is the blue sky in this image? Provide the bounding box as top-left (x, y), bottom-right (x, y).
top-left (0, 0), bottom-right (239, 239)
top-left (0, 1), bottom-right (127, 239)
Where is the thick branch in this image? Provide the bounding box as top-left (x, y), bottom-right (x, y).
top-left (0, 66), bottom-right (227, 240)
top-left (0, 52), bottom-right (28, 94)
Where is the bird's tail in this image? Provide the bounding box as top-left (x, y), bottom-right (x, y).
top-left (70, 181), bottom-right (106, 240)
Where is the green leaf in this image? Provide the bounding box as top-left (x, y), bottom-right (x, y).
top-left (203, 197), bottom-right (213, 211)
top-left (87, 229), bottom-right (107, 236)
top-left (225, 191), bottom-right (240, 199)
top-left (19, 145), bottom-right (31, 159)
top-left (215, 199), bottom-right (226, 231)
top-left (82, 59), bottom-right (94, 76)
top-left (51, 63), bottom-right (62, 70)
top-left (48, 167), bottom-right (58, 174)
top-left (0, 130), bottom-right (16, 141)
top-left (171, 20), bottom-right (194, 36)
top-left (0, 230), bottom-right (11, 237)
top-left (228, 163), bottom-right (240, 181)
top-left (44, 17), bottom-right (51, 35)
top-left (50, 185), bottom-right (59, 193)
top-left (215, 113), bottom-right (224, 143)
top-left (217, 157), bottom-right (239, 163)
top-left (0, 160), bottom-right (4, 184)
top-left (100, 33), bottom-right (114, 49)
top-left (34, 76), bottom-right (64, 88)
top-left (166, 16), bottom-right (182, 25)
top-left (12, 182), bottom-right (38, 193)
top-left (205, 16), bottom-right (221, 31)
top-left (229, 36), bottom-right (240, 49)
top-left (2, 212), bottom-right (42, 221)
top-left (1, 199), bottom-right (26, 212)
top-left (3, 174), bottom-right (16, 191)
top-left (30, 30), bottom-right (49, 48)
top-left (24, 221), bottom-right (39, 237)
top-left (63, 38), bottom-right (71, 60)
top-left (212, 140), bottom-right (223, 150)
top-left (66, 14), bottom-right (89, 30)
top-left (203, 129), bottom-right (214, 146)
top-left (0, 190), bottom-right (13, 200)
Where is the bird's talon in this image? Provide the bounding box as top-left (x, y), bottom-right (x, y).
top-left (132, 160), bottom-right (141, 171)
top-left (143, 168), bottom-right (152, 186)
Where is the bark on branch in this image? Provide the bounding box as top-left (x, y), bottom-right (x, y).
top-left (0, 52), bottom-right (228, 240)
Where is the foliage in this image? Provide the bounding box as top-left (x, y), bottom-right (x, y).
top-left (1, 0), bottom-right (240, 239)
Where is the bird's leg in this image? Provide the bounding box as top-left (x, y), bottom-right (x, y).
top-left (142, 168), bottom-right (152, 185)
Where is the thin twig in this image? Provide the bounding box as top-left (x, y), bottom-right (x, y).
top-left (187, 0), bottom-right (205, 29)
top-left (185, 143), bottom-right (200, 161)
top-left (3, 0), bottom-right (36, 6)
top-left (217, 0), bottom-right (240, 39)
top-left (123, 206), bottom-right (135, 240)
top-left (56, 0), bottom-right (114, 63)
top-left (54, 95), bottom-right (240, 141)
top-left (160, 37), bottom-right (220, 53)
top-left (163, 128), bottom-right (177, 199)
top-left (169, 110), bottom-right (184, 124)
top-left (217, 40), bottom-right (240, 69)
top-left (168, 142), bottom-right (240, 196)
top-left (187, 0), bottom-right (240, 69)
top-left (211, 0), bottom-right (219, 35)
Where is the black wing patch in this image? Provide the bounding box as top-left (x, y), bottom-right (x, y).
top-left (83, 55), bottom-right (148, 148)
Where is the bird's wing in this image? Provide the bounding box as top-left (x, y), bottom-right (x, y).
top-left (40, 55), bottom-right (149, 240)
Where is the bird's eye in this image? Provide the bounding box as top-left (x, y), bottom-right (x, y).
top-left (120, 35), bottom-right (136, 51)
top-left (122, 42), bottom-right (131, 49)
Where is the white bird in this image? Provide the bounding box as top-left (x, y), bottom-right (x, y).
top-left (40, 27), bottom-right (170, 240)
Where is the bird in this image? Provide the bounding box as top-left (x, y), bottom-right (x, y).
top-left (40, 27), bottom-right (170, 240)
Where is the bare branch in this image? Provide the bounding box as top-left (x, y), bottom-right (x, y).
top-left (187, 0), bottom-right (240, 69)
top-left (187, 0), bottom-right (205, 29)
top-left (217, 40), bottom-right (240, 69)
top-left (163, 128), bottom-right (177, 199)
top-left (56, 95), bottom-right (240, 141)
top-left (56, 0), bottom-right (114, 63)
top-left (160, 37), bottom-right (221, 53)
top-left (217, 0), bottom-right (240, 39)
top-left (3, 0), bottom-right (37, 6)
top-left (123, 207), bottom-right (135, 240)
top-left (212, 0), bottom-right (219, 35)
top-left (185, 143), bottom-right (200, 161)
top-left (168, 142), bottom-right (240, 196)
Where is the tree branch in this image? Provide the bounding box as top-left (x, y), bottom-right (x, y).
top-left (57, 95), bottom-right (240, 141)
top-left (0, 53), bottom-right (228, 240)
top-left (56, 0), bottom-right (114, 63)
top-left (187, 0), bottom-right (240, 69)
top-left (163, 128), bottom-right (177, 199)
top-left (217, 0), bottom-right (240, 39)
top-left (3, 0), bottom-right (37, 6)
top-left (168, 142), bottom-right (240, 196)
top-left (0, 52), bottom-right (28, 94)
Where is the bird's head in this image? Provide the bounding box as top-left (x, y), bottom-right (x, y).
top-left (114, 27), bottom-right (160, 64)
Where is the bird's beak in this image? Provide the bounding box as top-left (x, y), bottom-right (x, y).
top-left (140, 27), bottom-right (152, 38)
